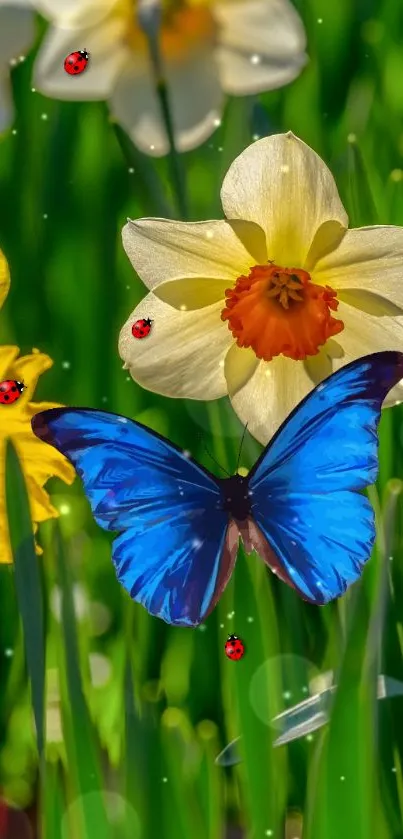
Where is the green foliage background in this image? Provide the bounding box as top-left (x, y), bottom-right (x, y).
top-left (2, 0), bottom-right (403, 837)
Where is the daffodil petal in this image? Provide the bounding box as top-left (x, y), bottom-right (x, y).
top-left (0, 249), bottom-right (10, 307)
top-left (215, 0), bottom-right (307, 95)
top-left (313, 226), bottom-right (403, 309)
top-left (119, 293), bottom-right (233, 399)
top-left (33, 16), bottom-right (129, 100)
top-left (215, 0), bottom-right (306, 58)
top-left (110, 48), bottom-right (223, 156)
top-left (0, 347), bottom-right (20, 379)
top-left (6, 350), bottom-right (53, 408)
top-left (36, 0), bottom-right (115, 27)
top-left (228, 355), bottom-right (317, 444)
top-left (329, 301), bottom-right (403, 362)
top-left (122, 218), bottom-right (266, 290)
top-left (224, 344), bottom-right (259, 394)
top-left (216, 48), bottom-right (307, 95)
top-left (15, 431), bottom-right (76, 484)
top-left (220, 132), bottom-right (348, 266)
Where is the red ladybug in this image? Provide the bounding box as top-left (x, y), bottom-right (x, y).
top-left (132, 318), bottom-right (152, 339)
top-left (64, 49), bottom-right (89, 76)
top-left (224, 635), bottom-right (245, 661)
top-left (0, 380), bottom-right (25, 405)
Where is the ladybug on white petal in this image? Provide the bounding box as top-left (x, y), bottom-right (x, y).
top-left (0, 380), bottom-right (25, 405)
top-left (225, 635), bottom-right (245, 661)
top-left (132, 318), bottom-right (153, 339)
top-left (64, 49), bottom-right (90, 76)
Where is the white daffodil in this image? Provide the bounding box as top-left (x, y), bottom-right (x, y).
top-left (0, 0), bottom-right (35, 131)
top-left (33, 0), bottom-right (307, 156)
top-left (119, 132), bottom-right (403, 445)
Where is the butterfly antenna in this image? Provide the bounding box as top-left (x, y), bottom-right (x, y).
top-left (198, 434), bottom-right (231, 477)
top-left (236, 423), bottom-right (249, 473)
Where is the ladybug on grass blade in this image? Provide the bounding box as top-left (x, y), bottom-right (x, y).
top-left (225, 635), bottom-right (245, 661)
top-left (132, 318), bottom-right (153, 339)
top-left (64, 49), bottom-right (90, 76)
top-left (0, 380), bottom-right (25, 405)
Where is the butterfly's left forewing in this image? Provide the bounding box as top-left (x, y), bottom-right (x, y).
top-left (248, 351), bottom-right (403, 604)
top-left (32, 409), bottom-right (234, 626)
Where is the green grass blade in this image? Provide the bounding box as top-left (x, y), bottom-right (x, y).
top-left (5, 440), bottom-right (45, 758)
top-left (53, 521), bottom-right (110, 839)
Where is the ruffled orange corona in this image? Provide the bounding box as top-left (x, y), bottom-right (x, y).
top-left (221, 263), bottom-right (344, 361)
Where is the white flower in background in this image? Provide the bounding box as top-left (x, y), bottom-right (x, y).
top-left (119, 132), bottom-right (403, 444)
top-left (33, 0), bottom-right (307, 156)
top-left (0, 0), bottom-right (35, 131)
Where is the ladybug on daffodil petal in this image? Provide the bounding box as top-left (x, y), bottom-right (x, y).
top-left (64, 49), bottom-right (89, 76)
top-left (225, 635), bottom-right (245, 661)
top-left (0, 380), bottom-right (25, 405)
top-left (132, 318), bottom-right (153, 339)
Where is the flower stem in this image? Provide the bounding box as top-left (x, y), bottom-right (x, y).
top-left (137, 0), bottom-right (189, 219)
top-left (155, 78), bottom-right (188, 220)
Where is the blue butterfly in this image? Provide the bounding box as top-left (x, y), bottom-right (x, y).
top-left (31, 351), bottom-right (403, 627)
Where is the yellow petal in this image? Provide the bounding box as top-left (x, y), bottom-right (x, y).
top-left (0, 347), bottom-right (20, 380)
top-left (3, 350), bottom-right (53, 413)
top-left (220, 132), bottom-right (348, 266)
top-left (313, 225), bottom-right (403, 309)
top-left (228, 355), bottom-right (317, 444)
top-left (0, 348), bottom-right (75, 563)
top-left (0, 250), bottom-right (10, 309)
top-left (119, 293), bottom-right (233, 399)
top-left (122, 218), bottom-right (266, 291)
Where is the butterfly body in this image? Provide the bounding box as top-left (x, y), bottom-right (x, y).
top-left (32, 352), bottom-right (403, 626)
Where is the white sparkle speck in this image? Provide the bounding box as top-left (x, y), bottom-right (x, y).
top-left (19, 55), bottom-right (26, 62)
top-left (9, 58), bottom-right (17, 66)
top-left (306, 734), bottom-right (314, 742)
top-left (59, 504), bottom-right (70, 515)
top-left (220, 623), bottom-right (224, 628)
top-left (4, 648), bottom-right (13, 658)
top-left (246, 616), bottom-right (254, 623)
top-left (43, 213), bottom-right (48, 219)
top-left (392, 767), bottom-right (397, 773)
top-left (180, 304), bottom-right (187, 311)
top-left (206, 230), bottom-right (214, 239)
top-left (318, 17), bottom-right (323, 23)
top-left (61, 361), bottom-right (70, 370)
top-left (340, 775), bottom-right (345, 781)
top-left (253, 134), bottom-right (260, 141)
top-left (283, 690), bottom-right (292, 700)
top-left (150, 144), bottom-right (155, 150)
top-left (128, 167), bottom-right (134, 173)
top-left (213, 118), bottom-right (221, 127)
top-left (31, 87), bottom-right (36, 92)
top-left (162, 777), bottom-right (168, 783)
top-left (183, 450), bottom-right (191, 458)
top-left (218, 146), bottom-right (223, 152)
top-left (41, 113), bottom-right (48, 121)
top-left (251, 54), bottom-right (261, 64)
top-left (11, 129), bottom-right (17, 135)
top-left (280, 164), bottom-right (290, 173)
top-left (192, 538), bottom-right (203, 549)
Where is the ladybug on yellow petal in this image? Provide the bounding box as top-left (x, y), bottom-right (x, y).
top-left (0, 380), bottom-right (25, 405)
top-left (225, 635), bottom-right (245, 661)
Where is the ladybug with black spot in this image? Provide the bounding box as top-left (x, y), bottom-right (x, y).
top-left (0, 380), bottom-right (25, 405)
top-left (64, 49), bottom-right (90, 76)
top-left (225, 635), bottom-right (245, 661)
top-left (132, 318), bottom-right (153, 339)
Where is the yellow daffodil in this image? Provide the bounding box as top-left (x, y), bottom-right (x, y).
top-left (0, 250), bottom-right (75, 563)
top-left (0, 0), bottom-right (35, 131)
top-left (33, 0), bottom-right (307, 155)
top-left (119, 132), bottom-right (403, 444)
